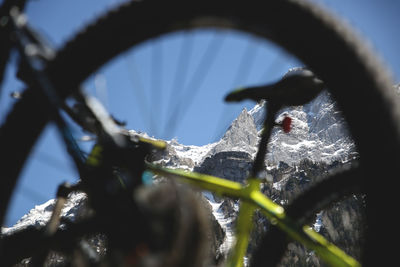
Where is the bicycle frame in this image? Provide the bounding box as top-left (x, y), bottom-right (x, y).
top-left (37, 89), bottom-right (361, 267)
top-left (147, 163), bottom-right (360, 267)
top-left (0, 0), bottom-right (28, 92)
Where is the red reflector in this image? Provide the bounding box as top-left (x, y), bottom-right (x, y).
top-left (282, 116), bottom-right (292, 133)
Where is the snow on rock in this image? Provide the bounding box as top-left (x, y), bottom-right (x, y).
top-left (130, 89), bottom-right (356, 171)
top-left (248, 101), bottom-right (265, 131)
top-left (209, 108), bottom-right (259, 158)
top-left (313, 211), bottom-right (324, 232)
top-left (249, 90), bottom-right (357, 166)
top-left (203, 192), bottom-right (235, 256)
top-left (2, 192), bottom-right (86, 235)
top-left (168, 139), bottom-right (216, 168)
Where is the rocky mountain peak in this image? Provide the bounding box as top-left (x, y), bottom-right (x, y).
top-left (249, 90), bottom-right (357, 166)
top-left (208, 108), bottom-right (259, 157)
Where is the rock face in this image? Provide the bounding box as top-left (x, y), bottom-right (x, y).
top-left (257, 159), bottom-right (365, 266)
top-left (2, 192), bottom-right (88, 236)
top-left (194, 151), bottom-right (253, 183)
top-left (152, 90), bottom-right (357, 171)
top-left (4, 90), bottom-right (365, 266)
top-left (192, 90), bottom-right (363, 265)
top-left (195, 157), bottom-right (365, 266)
top-left (209, 108), bottom-right (259, 157)
top-left (257, 91), bottom-right (357, 166)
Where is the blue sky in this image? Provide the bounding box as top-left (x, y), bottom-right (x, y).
top-left (1, 0), bottom-right (400, 226)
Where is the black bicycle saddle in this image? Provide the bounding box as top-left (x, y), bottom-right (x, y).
top-left (225, 67), bottom-right (324, 107)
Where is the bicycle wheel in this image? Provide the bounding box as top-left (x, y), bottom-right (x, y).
top-left (1, 0), bottom-right (399, 266)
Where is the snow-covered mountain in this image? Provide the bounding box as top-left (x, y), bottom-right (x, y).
top-left (152, 89), bottom-right (357, 173)
top-left (161, 90), bottom-right (357, 171)
top-left (2, 89), bottom-right (362, 266)
top-left (2, 193), bottom-right (87, 236)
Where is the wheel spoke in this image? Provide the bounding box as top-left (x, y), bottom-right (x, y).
top-left (149, 38), bottom-right (163, 137)
top-left (124, 54), bottom-right (150, 129)
top-left (210, 36), bottom-right (258, 142)
top-left (163, 31), bottom-right (194, 136)
top-left (163, 31), bottom-right (225, 139)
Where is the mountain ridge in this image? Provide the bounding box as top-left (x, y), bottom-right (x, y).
top-left (2, 89), bottom-right (362, 266)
